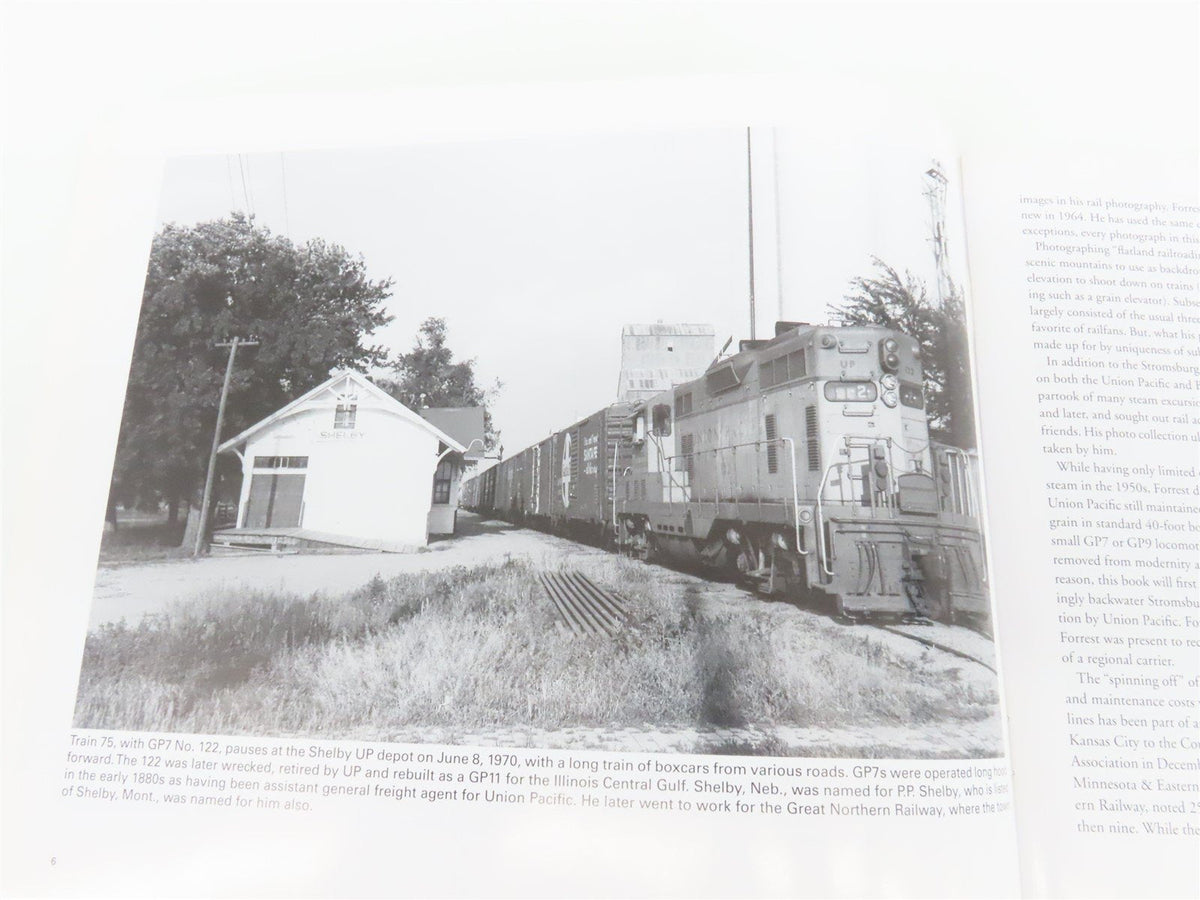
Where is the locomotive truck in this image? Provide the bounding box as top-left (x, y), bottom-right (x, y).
top-left (462, 321), bottom-right (988, 623)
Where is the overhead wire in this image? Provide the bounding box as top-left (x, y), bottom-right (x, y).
top-left (225, 155), bottom-right (238, 214)
top-left (279, 152), bottom-right (291, 239)
top-left (238, 154), bottom-right (254, 218)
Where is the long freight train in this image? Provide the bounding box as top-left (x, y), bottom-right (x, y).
top-left (462, 321), bottom-right (988, 623)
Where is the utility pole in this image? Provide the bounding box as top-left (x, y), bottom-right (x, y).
top-left (746, 126), bottom-right (757, 340)
top-left (193, 336), bottom-right (259, 557)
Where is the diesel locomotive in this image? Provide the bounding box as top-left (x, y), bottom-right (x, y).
top-left (462, 321), bottom-right (988, 623)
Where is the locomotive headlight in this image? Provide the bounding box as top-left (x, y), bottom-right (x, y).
top-left (820, 333), bottom-right (837, 349)
top-left (883, 338), bottom-right (899, 353)
top-left (880, 375), bottom-right (899, 408)
top-left (798, 507), bottom-right (814, 524)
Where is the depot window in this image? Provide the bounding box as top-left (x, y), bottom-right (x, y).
top-left (334, 403), bottom-right (357, 429)
top-left (252, 456), bottom-right (309, 469)
top-left (431, 458), bottom-right (453, 504)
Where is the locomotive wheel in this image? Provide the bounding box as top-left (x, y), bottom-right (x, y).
top-left (645, 533), bottom-right (664, 564)
top-left (906, 580), bottom-right (951, 623)
top-left (829, 593), bottom-right (858, 625)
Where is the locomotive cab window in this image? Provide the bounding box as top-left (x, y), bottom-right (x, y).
top-left (651, 403), bottom-right (672, 437)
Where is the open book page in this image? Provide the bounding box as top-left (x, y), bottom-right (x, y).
top-left (963, 152), bottom-right (1200, 898)
top-left (6, 3), bottom-right (1198, 893)
top-left (5, 88), bottom-right (1023, 895)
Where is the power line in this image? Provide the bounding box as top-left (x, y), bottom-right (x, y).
top-left (279, 152), bottom-right (291, 238)
top-left (237, 154), bottom-right (254, 218)
top-left (226, 154), bottom-right (237, 213)
top-left (746, 126), bottom-right (756, 341)
top-left (772, 127), bottom-right (783, 322)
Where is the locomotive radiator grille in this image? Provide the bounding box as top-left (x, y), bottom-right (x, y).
top-left (764, 415), bottom-right (778, 474)
top-left (805, 405), bottom-right (820, 471)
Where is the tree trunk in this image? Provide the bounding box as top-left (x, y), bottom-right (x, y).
top-left (168, 496), bottom-right (179, 524)
top-left (105, 493), bottom-right (118, 533)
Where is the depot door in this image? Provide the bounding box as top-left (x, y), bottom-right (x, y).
top-left (244, 473), bottom-right (305, 528)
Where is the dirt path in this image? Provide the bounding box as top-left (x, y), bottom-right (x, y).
top-left (89, 514), bottom-right (596, 629)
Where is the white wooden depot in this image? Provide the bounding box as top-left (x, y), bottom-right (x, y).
top-left (218, 371), bottom-right (465, 549)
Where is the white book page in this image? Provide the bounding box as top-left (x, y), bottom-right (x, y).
top-left (963, 152), bottom-right (1200, 898)
top-left (2, 94), bottom-right (1023, 899)
top-left (6, 3), bottom-right (1195, 898)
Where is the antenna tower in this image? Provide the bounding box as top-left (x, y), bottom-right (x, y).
top-left (924, 161), bottom-right (952, 305)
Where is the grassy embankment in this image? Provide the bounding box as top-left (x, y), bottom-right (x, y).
top-left (75, 556), bottom-right (997, 745)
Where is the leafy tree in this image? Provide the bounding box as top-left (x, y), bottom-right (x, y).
top-left (829, 258), bottom-right (976, 449)
top-left (109, 214), bottom-right (393, 523)
top-left (379, 317), bottom-right (501, 450)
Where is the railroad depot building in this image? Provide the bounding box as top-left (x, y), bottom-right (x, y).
top-left (216, 371), bottom-right (477, 549)
top-left (416, 405), bottom-right (487, 535)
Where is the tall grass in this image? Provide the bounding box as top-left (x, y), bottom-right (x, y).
top-left (74, 558), bottom-right (997, 741)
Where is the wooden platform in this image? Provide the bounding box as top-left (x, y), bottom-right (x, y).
top-left (210, 527), bottom-right (420, 555)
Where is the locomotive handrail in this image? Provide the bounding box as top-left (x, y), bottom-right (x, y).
top-left (658, 437), bottom-right (806, 556)
top-left (938, 445), bottom-right (976, 517)
top-left (780, 436), bottom-right (807, 556)
top-left (815, 462), bottom-right (840, 576)
top-left (611, 444), bottom-right (619, 534)
top-left (832, 434), bottom-right (937, 514)
top-left (813, 451), bottom-right (894, 577)
top-left (651, 431), bottom-right (692, 503)
top-left (935, 445), bottom-right (988, 584)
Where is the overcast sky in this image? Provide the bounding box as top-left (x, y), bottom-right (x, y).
top-left (155, 126), bottom-right (965, 454)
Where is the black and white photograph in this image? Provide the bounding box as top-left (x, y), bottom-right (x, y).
top-left (75, 127), bottom-right (1000, 758)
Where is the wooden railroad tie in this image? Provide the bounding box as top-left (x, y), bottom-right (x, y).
top-left (538, 571), bottom-right (630, 636)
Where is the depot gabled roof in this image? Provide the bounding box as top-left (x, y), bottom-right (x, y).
top-left (218, 370), bottom-right (466, 455)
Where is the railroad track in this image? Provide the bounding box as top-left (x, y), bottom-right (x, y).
top-left (869, 622), bottom-right (998, 673)
top-left (538, 570), bottom-right (631, 636)
top-left (531, 529), bottom-right (998, 676)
